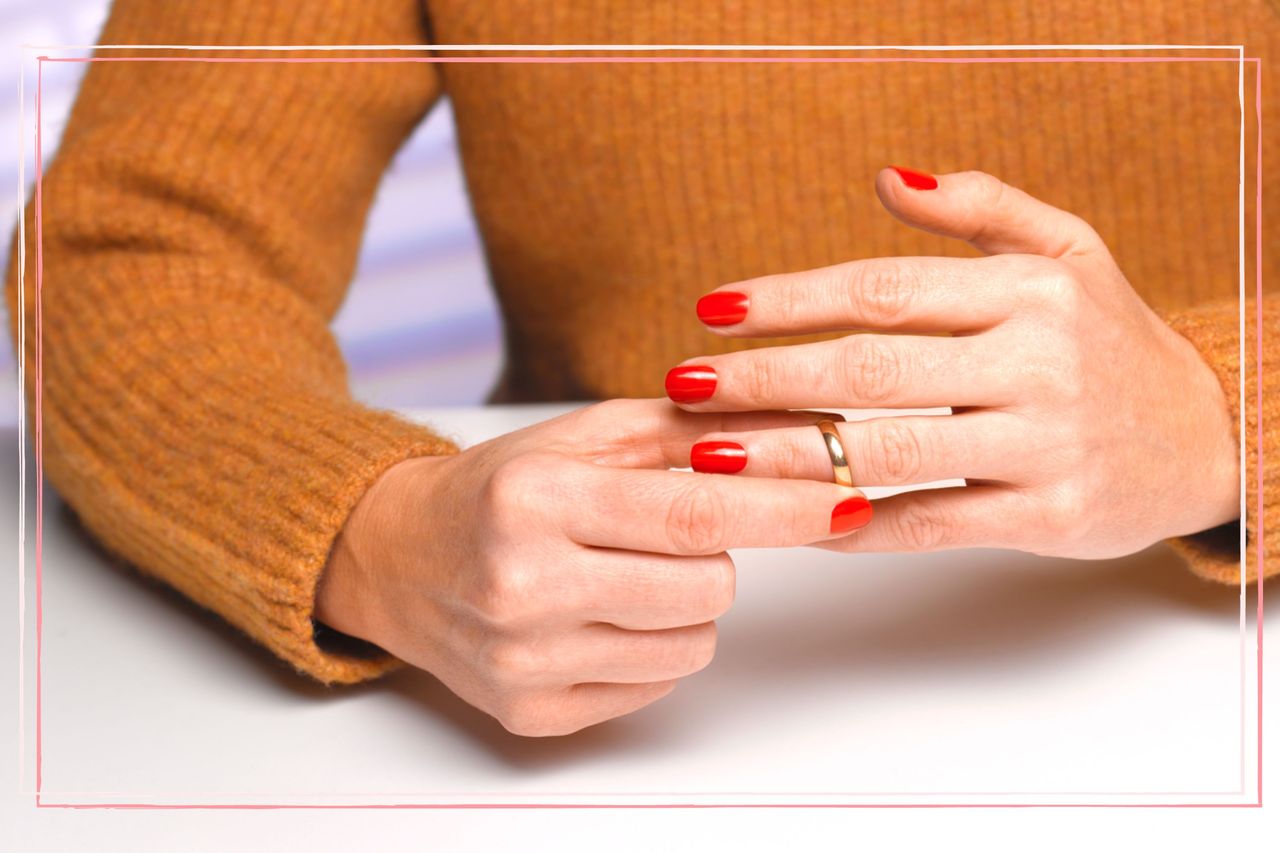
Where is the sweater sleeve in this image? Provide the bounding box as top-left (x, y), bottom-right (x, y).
top-left (4, 1), bottom-right (460, 684)
top-left (1158, 297), bottom-right (1277, 585)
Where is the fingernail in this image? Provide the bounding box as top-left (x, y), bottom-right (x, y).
top-left (696, 291), bottom-right (749, 326)
top-left (830, 496), bottom-right (874, 534)
top-left (690, 440), bottom-right (747, 474)
top-left (665, 365), bottom-right (717, 404)
top-left (890, 165), bottom-right (938, 190)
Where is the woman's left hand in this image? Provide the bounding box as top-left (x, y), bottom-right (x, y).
top-left (665, 167), bottom-right (1240, 559)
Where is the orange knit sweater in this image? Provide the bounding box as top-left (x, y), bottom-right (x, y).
top-left (6, 0), bottom-right (1277, 685)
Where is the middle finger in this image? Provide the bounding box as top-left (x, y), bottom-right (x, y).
top-left (665, 333), bottom-right (1012, 411)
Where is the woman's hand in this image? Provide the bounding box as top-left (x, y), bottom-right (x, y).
top-left (315, 399), bottom-right (871, 736)
top-left (667, 167), bottom-right (1240, 560)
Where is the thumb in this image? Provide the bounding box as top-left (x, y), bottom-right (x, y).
top-left (875, 166), bottom-right (1107, 261)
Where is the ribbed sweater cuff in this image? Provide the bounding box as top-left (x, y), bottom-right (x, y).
top-left (44, 383), bottom-right (460, 684)
top-left (1158, 298), bottom-right (1274, 583)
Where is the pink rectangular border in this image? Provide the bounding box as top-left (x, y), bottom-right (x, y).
top-left (23, 48), bottom-right (1266, 809)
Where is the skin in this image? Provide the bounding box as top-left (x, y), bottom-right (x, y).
top-left (319, 167), bottom-right (1239, 737)
top-left (315, 400), bottom-right (867, 737)
top-left (678, 168), bottom-right (1241, 559)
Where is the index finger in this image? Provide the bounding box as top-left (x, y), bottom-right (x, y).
top-left (696, 255), bottom-right (1019, 337)
top-left (560, 398), bottom-right (844, 469)
top-left (558, 459), bottom-right (873, 555)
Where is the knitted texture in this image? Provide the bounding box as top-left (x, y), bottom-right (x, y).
top-left (5, 0), bottom-right (1276, 684)
top-left (1159, 298), bottom-right (1277, 584)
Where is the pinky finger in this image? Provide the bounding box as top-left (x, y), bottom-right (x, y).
top-left (499, 681), bottom-right (679, 738)
top-left (817, 484), bottom-right (1029, 553)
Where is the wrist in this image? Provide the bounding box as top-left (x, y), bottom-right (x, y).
top-left (314, 455), bottom-right (449, 645)
top-left (1179, 335), bottom-right (1242, 532)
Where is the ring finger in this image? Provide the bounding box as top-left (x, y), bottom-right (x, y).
top-left (689, 411), bottom-right (1024, 486)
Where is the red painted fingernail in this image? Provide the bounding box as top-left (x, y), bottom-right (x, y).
top-left (696, 291), bottom-right (750, 326)
top-left (830, 496), bottom-right (874, 534)
top-left (891, 165), bottom-right (938, 190)
top-left (665, 365), bottom-right (717, 403)
top-left (690, 441), bottom-right (747, 474)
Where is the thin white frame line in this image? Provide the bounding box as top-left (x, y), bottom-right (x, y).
top-left (15, 41), bottom-right (1254, 806)
top-left (15, 49), bottom-right (26, 797)
top-left (1236, 46), bottom-right (1249, 798)
top-left (19, 43), bottom-right (1249, 52)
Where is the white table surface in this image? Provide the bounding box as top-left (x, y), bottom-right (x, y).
top-left (4, 404), bottom-right (1272, 849)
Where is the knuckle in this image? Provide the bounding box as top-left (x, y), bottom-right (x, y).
top-left (869, 420), bottom-right (926, 483)
top-left (773, 433), bottom-right (815, 478)
top-left (587, 397), bottom-right (646, 425)
top-left (772, 278), bottom-right (807, 328)
top-left (677, 623), bottom-right (720, 675)
top-left (891, 503), bottom-right (950, 551)
top-left (481, 638), bottom-right (546, 685)
top-left (963, 172), bottom-right (1008, 243)
top-left (739, 357), bottom-right (781, 405)
top-left (471, 564), bottom-right (540, 626)
top-left (494, 695), bottom-right (562, 738)
top-left (1039, 481), bottom-right (1092, 542)
top-left (482, 452), bottom-right (552, 522)
top-left (848, 262), bottom-right (917, 326)
top-left (665, 480), bottom-right (731, 554)
top-left (697, 556), bottom-right (737, 619)
top-left (842, 336), bottom-right (904, 404)
top-left (1062, 214), bottom-right (1104, 257)
top-left (970, 170), bottom-right (1007, 207)
top-left (1031, 266), bottom-right (1084, 313)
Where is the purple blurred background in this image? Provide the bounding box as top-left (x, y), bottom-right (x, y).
top-left (2, 1), bottom-right (502, 426)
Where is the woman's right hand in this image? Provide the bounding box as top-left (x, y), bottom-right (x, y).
top-left (315, 399), bottom-right (873, 736)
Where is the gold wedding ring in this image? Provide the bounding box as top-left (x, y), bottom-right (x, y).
top-left (816, 419), bottom-right (854, 487)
